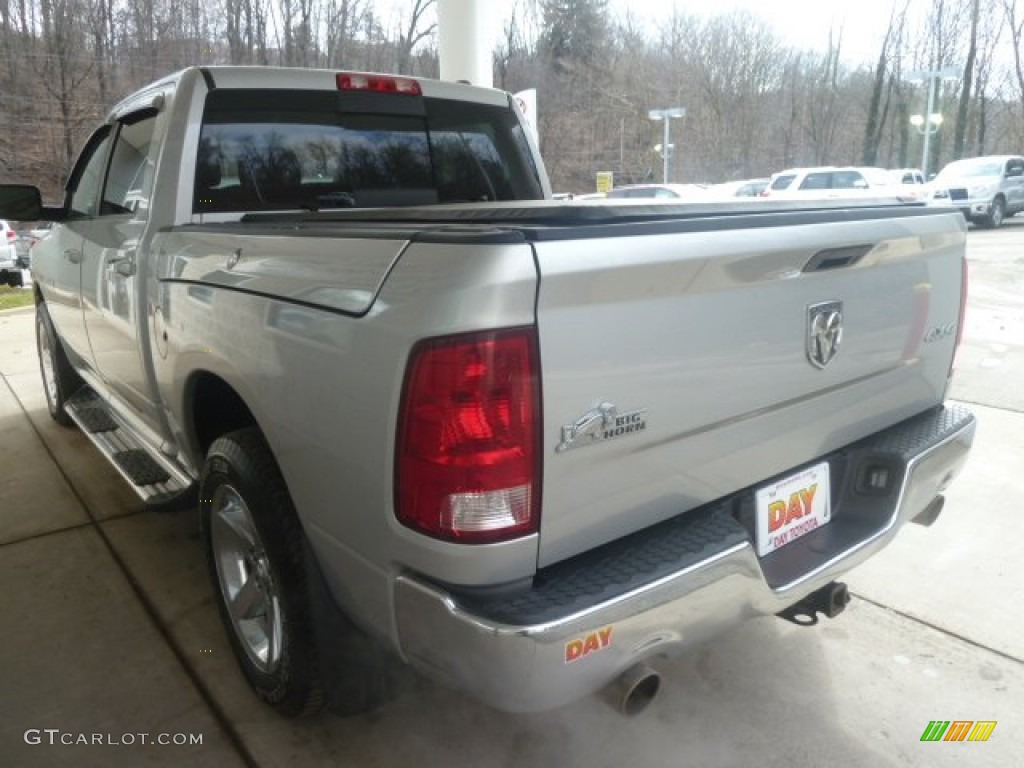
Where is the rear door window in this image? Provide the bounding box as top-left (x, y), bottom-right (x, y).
top-left (832, 171), bottom-right (868, 189)
top-left (798, 173), bottom-right (830, 190)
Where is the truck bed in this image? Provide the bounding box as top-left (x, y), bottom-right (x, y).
top-left (182, 199), bottom-right (966, 569)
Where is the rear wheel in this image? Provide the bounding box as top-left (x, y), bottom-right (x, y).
top-left (201, 428), bottom-right (325, 716)
top-left (36, 302), bottom-right (81, 426)
top-left (201, 427), bottom-right (394, 716)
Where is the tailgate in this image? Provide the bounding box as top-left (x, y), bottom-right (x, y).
top-left (533, 208), bottom-right (965, 566)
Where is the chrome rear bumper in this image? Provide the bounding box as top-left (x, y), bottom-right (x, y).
top-left (394, 404), bottom-right (975, 712)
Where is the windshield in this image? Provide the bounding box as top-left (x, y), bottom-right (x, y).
top-left (935, 159), bottom-right (1002, 181)
top-left (194, 90), bottom-right (544, 213)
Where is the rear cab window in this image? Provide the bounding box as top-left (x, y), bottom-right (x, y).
top-left (194, 89), bottom-right (544, 213)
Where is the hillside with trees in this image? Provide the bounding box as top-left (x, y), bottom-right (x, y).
top-left (2, 0), bottom-right (1023, 197)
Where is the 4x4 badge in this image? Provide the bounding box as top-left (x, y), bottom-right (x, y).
top-left (807, 301), bottom-right (843, 369)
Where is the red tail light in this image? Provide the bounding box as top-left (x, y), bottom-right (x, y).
top-left (951, 255), bottom-right (969, 378)
top-left (5, 230), bottom-right (14, 242)
top-left (337, 71), bottom-right (422, 96)
top-left (396, 328), bottom-right (541, 543)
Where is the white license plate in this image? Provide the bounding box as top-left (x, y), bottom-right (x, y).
top-left (755, 462), bottom-right (831, 557)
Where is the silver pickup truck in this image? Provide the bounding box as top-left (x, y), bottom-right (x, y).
top-left (0, 66), bottom-right (975, 717)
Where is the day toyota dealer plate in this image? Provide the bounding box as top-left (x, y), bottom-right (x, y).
top-left (755, 462), bottom-right (831, 557)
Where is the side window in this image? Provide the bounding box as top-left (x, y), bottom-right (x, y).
top-left (771, 174), bottom-right (796, 190)
top-left (832, 171), bottom-right (867, 189)
top-left (1006, 159), bottom-right (1024, 178)
top-left (102, 112), bottom-right (158, 215)
top-left (68, 128), bottom-right (113, 217)
top-left (799, 173), bottom-right (830, 190)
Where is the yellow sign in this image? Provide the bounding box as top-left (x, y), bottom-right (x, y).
top-left (596, 172), bottom-right (613, 194)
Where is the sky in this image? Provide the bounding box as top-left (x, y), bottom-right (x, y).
top-left (615, 0), bottom-right (900, 66)
top-left (380, 0), bottom-right (900, 67)
top-left (383, 0), bottom-right (1020, 75)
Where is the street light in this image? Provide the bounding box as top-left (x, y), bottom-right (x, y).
top-left (909, 113), bottom-right (944, 132)
top-left (906, 67), bottom-right (959, 179)
top-left (648, 107), bottom-right (686, 183)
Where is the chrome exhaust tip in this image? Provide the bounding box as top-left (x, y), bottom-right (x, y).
top-left (912, 495), bottom-right (945, 527)
top-left (608, 663), bottom-right (661, 716)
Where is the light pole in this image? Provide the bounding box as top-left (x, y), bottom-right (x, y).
top-left (648, 107), bottom-right (685, 183)
top-left (906, 67), bottom-right (958, 179)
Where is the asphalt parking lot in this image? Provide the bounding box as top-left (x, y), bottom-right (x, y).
top-left (1, 220), bottom-right (1023, 768)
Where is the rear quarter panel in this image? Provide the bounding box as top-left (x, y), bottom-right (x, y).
top-left (152, 233), bottom-right (540, 646)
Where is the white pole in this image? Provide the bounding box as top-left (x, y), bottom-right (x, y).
top-left (438, 0), bottom-right (493, 87)
top-left (662, 119), bottom-right (670, 183)
top-left (921, 75), bottom-right (937, 179)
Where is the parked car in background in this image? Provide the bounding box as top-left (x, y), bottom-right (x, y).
top-left (705, 178), bottom-right (769, 199)
top-left (927, 155), bottom-right (1024, 228)
top-left (761, 166), bottom-right (908, 201)
top-left (14, 233), bottom-right (34, 269)
top-left (1, 219), bottom-right (23, 286)
top-left (882, 168), bottom-right (930, 202)
top-left (606, 183), bottom-right (709, 199)
top-left (28, 221), bottom-right (54, 243)
top-left (890, 168), bottom-right (926, 186)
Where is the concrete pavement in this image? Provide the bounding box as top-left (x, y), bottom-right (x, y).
top-left (2, 221), bottom-right (1023, 766)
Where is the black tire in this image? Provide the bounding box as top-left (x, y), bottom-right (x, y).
top-left (200, 427), bottom-right (326, 716)
top-left (982, 197), bottom-right (1005, 229)
top-left (36, 302), bottom-right (81, 426)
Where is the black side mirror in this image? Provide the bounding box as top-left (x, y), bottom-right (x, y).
top-left (0, 185), bottom-right (44, 221)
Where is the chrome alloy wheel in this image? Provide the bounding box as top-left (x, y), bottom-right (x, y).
top-left (210, 484), bottom-right (284, 673)
top-left (37, 315), bottom-right (58, 410)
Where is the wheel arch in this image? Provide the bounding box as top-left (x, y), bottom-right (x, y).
top-left (185, 370), bottom-right (260, 460)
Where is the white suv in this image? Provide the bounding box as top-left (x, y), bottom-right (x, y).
top-left (0, 219), bottom-right (22, 287)
top-left (928, 155), bottom-right (1024, 228)
top-left (762, 166), bottom-right (904, 201)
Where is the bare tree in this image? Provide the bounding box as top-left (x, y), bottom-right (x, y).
top-left (39, 0), bottom-right (94, 175)
top-left (1006, 0), bottom-right (1024, 128)
top-left (4, 0), bottom-right (1024, 199)
top-left (324, 0), bottom-right (368, 68)
top-left (495, 0), bottom-right (529, 90)
top-left (952, 0), bottom-right (980, 159)
top-left (394, 0), bottom-right (434, 74)
top-left (862, 1), bottom-right (908, 165)
top-left (803, 27), bottom-right (846, 165)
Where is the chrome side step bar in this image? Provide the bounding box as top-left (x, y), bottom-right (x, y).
top-left (64, 388), bottom-right (196, 508)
